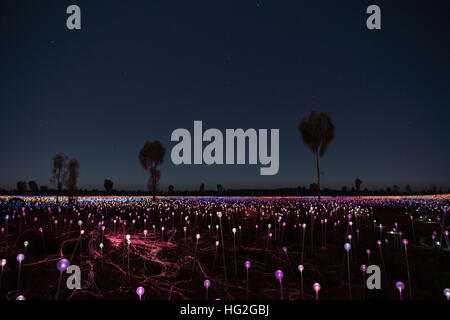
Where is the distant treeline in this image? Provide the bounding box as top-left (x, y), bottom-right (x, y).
top-left (1, 184), bottom-right (448, 197)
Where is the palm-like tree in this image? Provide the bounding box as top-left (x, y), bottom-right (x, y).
top-left (139, 140), bottom-right (166, 200)
top-left (298, 111), bottom-right (335, 203)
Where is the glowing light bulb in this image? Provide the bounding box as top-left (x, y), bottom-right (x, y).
top-left (57, 258), bottom-right (70, 272)
top-left (203, 280), bottom-right (211, 288)
top-left (361, 264), bottom-right (367, 272)
top-left (99, 243), bottom-right (104, 249)
top-left (215, 241), bottom-right (219, 247)
top-left (402, 239), bottom-right (408, 246)
top-left (196, 233), bottom-right (200, 240)
top-left (17, 254), bottom-right (24, 262)
top-left (444, 288), bottom-right (450, 299)
top-left (232, 228), bottom-right (236, 234)
top-left (396, 281), bottom-right (405, 291)
top-left (136, 286), bottom-right (145, 299)
top-left (16, 295), bottom-right (25, 300)
top-left (298, 264), bottom-right (304, 272)
top-left (313, 283), bottom-right (321, 292)
top-left (344, 243), bottom-right (351, 251)
top-left (275, 270), bottom-right (284, 280)
top-left (24, 241), bottom-right (29, 248)
top-left (1, 259), bottom-right (6, 267)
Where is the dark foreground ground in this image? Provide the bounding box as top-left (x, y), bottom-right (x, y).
top-left (0, 195), bottom-right (449, 300)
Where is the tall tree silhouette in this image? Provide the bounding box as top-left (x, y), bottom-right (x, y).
top-left (298, 111), bottom-right (335, 203)
top-left (66, 158), bottom-right (80, 196)
top-left (50, 153), bottom-right (68, 203)
top-left (139, 140), bottom-right (166, 200)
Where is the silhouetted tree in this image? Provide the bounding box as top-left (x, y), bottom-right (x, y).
top-left (104, 179), bottom-right (114, 194)
top-left (40, 185), bottom-right (49, 193)
top-left (50, 153), bottom-right (68, 203)
top-left (199, 183), bottom-right (205, 194)
top-left (341, 186), bottom-right (347, 193)
top-left (28, 181), bottom-right (39, 193)
top-left (355, 178), bottom-right (362, 192)
top-left (17, 181), bottom-right (27, 193)
top-left (299, 111), bottom-right (335, 203)
top-left (139, 140), bottom-right (166, 200)
top-left (66, 158), bottom-right (80, 196)
top-left (168, 185), bottom-right (174, 194)
top-left (309, 183), bottom-right (318, 194)
top-left (217, 184), bottom-right (223, 193)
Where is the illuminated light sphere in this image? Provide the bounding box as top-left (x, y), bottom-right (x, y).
top-left (344, 243), bottom-right (351, 251)
top-left (402, 239), bottom-right (408, 246)
top-left (1, 259), bottom-right (6, 267)
top-left (275, 270), bottom-right (284, 280)
top-left (445, 231), bottom-right (449, 237)
top-left (126, 234), bottom-right (131, 241)
top-left (313, 283), bottom-right (321, 292)
top-left (396, 281), bottom-right (405, 291)
top-left (196, 233), bottom-right (200, 240)
top-left (245, 261), bottom-right (251, 269)
top-left (16, 295), bottom-right (25, 300)
top-left (282, 247), bottom-right (287, 254)
top-left (215, 241), bottom-right (219, 247)
top-left (377, 240), bottom-right (382, 246)
top-left (143, 230), bottom-right (148, 235)
top-left (39, 227), bottom-right (43, 233)
top-left (99, 243), bottom-right (104, 249)
top-left (361, 264), bottom-right (367, 272)
top-left (203, 280), bottom-right (211, 288)
top-left (232, 228), bottom-right (236, 234)
top-left (269, 233), bottom-right (272, 238)
top-left (302, 223), bottom-right (306, 228)
top-left (77, 220), bottom-right (83, 226)
top-left (24, 241), bottom-right (29, 247)
top-left (298, 264), bottom-right (304, 272)
top-left (136, 286), bottom-right (145, 297)
top-left (80, 230), bottom-right (85, 235)
top-left (17, 254), bottom-right (25, 262)
top-left (268, 224), bottom-right (272, 229)
top-left (217, 212), bottom-right (222, 218)
top-left (57, 258), bottom-right (70, 272)
top-left (161, 226), bottom-right (165, 231)
top-left (443, 288), bottom-right (450, 299)
top-left (5, 215), bottom-right (9, 221)
top-left (127, 240), bottom-right (131, 245)
top-left (366, 249), bottom-right (370, 255)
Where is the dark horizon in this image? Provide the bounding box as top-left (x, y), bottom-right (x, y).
top-left (1, 0), bottom-right (450, 192)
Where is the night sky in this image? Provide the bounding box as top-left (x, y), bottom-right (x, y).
top-left (1, 0), bottom-right (449, 192)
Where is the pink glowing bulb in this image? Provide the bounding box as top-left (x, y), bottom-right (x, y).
top-left (136, 286), bottom-right (145, 299)
top-left (39, 227), bottom-right (43, 233)
top-left (232, 228), bottom-right (236, 234)
top-left (1, 259), bottom-right (6, 267)
top-left (361, 264), bottom-right (367, 272)
top-left (298, 264), bottom-right (304, 272)
top-left (245, 261), bottom-right (251, 269)
top-left (57, 258), bottom-right (70, 272)
top-left (302, 223), bottom-right (306, 229)
top-left (196, 233), bottom-right (200, 240)
top-left (377, 240), bottom-right (382, 246)
top-left (366, 249), bottom-right (371, 255)
top-left (17, 254), bottom-right (25, 262)
top-left (204, 280), bottom-right (211, 288)
top-left (282, 247), bottom-right (287, 254)
top-left (344, 243), bottom-right (351, 251)
top-left (217, 212), bottom-right (222, 218)
top-left (275, 270), bottom-right (284, 280)
top-left (215, 241), bottom-right (219, 247)
top-left (402, 239), bottom-right (408, 246)
top-left (313, 283), bottom-right (321, 292)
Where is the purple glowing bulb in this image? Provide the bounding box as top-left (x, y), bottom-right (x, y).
top-left (402, 239), bottom-right (408, 246)
top-left (245, 261), bottom-right (251, 269)
top-left (16, 254), bottom-right (25, 262)
top-left (396, 281), bottom-right (405, 292)
top-left (57, 258), bottom-right (70, 272)
top-left (298, 264), bottom-right (304, 272)
top-left (1, 259), bottom-right (6, 267)
top-left (203, 280), bottom-right (211, 288)
top-left (444, 288), bottom-right (450, 300)
top-left (366, 249), bottom-right (371, 255)
top-left (275, 270), bottom-right (284, 280)
top-left (361, 264), bottom-right (367, 272)
top-left (282, 247), bottom-right (287, 254)
top-left (377, 240), bottom-right (382, 246)
top-left (344, 243), bottom-right (351, 251)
